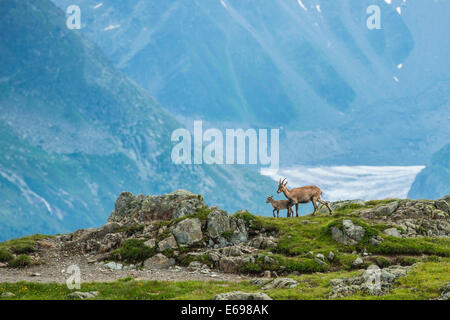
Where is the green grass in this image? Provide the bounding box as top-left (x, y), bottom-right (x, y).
top-left (233, 205), bottom-right (450, 274)
top-left (0, 234), bottom-right (49, 254)
top-left (110, 239), bottom-right (155, 264)
top-left (0, 249), bottom-right (14, 263)
top-left (180, 253), bottom-right (213, 267)
top-left (339, 258), bottom-right (450, 300)
top-left (122, 225), bottom-right (145, 237)
top-left (370, 237), bottom-right (450, 257)
top-left (2, 258), bottom-right (447, 300)
top-left (9, 254), bottom-right (32, 268)
top-left (373, 256), bottom-right (392, 268)
top-left (0, 234), bottom-right (52, 267)
top-left (221, 230), bottom-right (234, 242)
top-left (364, 199), bottom-right (398, 206)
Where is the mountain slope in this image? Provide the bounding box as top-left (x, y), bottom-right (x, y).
top-left (408, 143), bottom-right (450, 200)
top-left (0, 0), bottom-right (275, 241)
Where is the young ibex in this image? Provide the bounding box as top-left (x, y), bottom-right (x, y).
top-left (266, 195), bottom-right (294, 218)
top-left (277, 178), bottom-right (332, 216)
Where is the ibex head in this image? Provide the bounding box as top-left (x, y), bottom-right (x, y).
top-left (277, 178), bottom-right (288, 194)
top-left (266, 195), bottom-right (274, 203)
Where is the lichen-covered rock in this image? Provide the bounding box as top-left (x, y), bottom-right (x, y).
top-left (331, 220), bottom-right (365, 245)
top-left (172, 218), bottom-right (203, 246)
top-left (369, 235), bottom-right (383, 246)
top-left (434, 282), bottom-right (450, 300)
top-left (108, 190), bottom-right (206, 224)
top-left (221, 246), bottom-right (243, 257)
top-left (212, 291), bottom-right (272, 300)
top-left (218, 256), bottom-right (243, 273)
top-left (328, 251), bottom-right (335, 261)
top-left (67, 291), bottom-right (99, 300)
top-left (144, 239), bottom-right (156, 248)
top-left (105, 261), bottom-right (123, 270)
top-left (360, 199), bottom-right (450, 237)
top-left (262, 278), bottom-right (298, 289)
top-left (206, 208), bottom-right (247, 246)
top-left (383, 228), bottom-right (402, 238)
top-left (144, 253), bottom-right (173, 269)
top-left (158, 235), bottom-right (178, 252)
top-left (372, 201), bottom-right (399, 216)
top-left (352, 257), bottom-right (364, 268)
top-left (435, 198), bottom-right (449, 214)
top-left (330, 265), bottom-right (412, 298)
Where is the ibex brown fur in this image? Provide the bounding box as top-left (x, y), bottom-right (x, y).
top-left (277, 178), bottom-right (332, 217)
top-left (266, 195), bottom-right (294, 218)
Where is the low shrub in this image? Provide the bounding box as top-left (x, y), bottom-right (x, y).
top-left (0, 248), bottom-right (13, 263)
top-left (123, 224), bottom-right (145, 237)
top-left (9, 255), bottom-right (32, 268)
top-left (9, 242), bottom-right (35, 254)
top-left (111, 239), bottom-right (154, 264)
top-left (283, 258), bottom-right (329, 273)
top-left (374, 256), bottom-right (391, 268)
top-left (396, 256), bottom-right (419, 266)
top-left (180, 254), bottom-right (213, 267)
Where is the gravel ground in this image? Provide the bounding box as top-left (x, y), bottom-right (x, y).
top-left (0, 246), bottom-right (249, 284)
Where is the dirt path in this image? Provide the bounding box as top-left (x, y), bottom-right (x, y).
top-left (0, 255), bottom-right (249, 284)
top-left (0, 239), bottom-right (250, 284)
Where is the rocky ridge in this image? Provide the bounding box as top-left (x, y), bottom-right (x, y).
top-left (1, 191), bottom-right (449, 299)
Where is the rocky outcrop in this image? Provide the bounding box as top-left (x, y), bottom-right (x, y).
top-left (157, 235), bottom-right (178, 252)
top-left (359, 199), bottom-right (449, 237)
top-left (435, 282), bottom-right (450, 300)
top-left (172, 218), bottom-right (203, 247)
top-left (206, 208), bottom-right (248, 247)
top-left (261, 278), bottom-right (299, 290)
top-left (108, 190), bottom-right (206, 224)
top-left (383, 228), bottom-right (402, 238)
top-left (330, 265), bottom-right (412, 298)
top-left (67, 291), bottom-right (99, 300)
top-left (212, 291), bottom-right (273, 300)
top-left (144, 253), bottom-right (174, 269)
top-left (331, 219), bottom-right (365, 245)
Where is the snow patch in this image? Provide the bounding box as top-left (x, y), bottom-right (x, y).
top-left (396, 7), bottom-right (402, 15)
top-left (0, 168), bottom-right (62, 219)
top-left (103, 24), bottom-right (120, 31)
top-left (220, 0), bottom-right (227, 9)
top-left (297, 0), bottom-right (307, 11)
top-left (94, 3), bottom-right (103, 9)
top-left (316, 5), bottom-right (321, 13)
top-left (384, 0), bottom-right (392, 4)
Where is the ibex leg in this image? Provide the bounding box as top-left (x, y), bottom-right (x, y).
top-left (318, 198), bottom-right (333, 215)
top-left (311, 198), bottom-right (318, 216)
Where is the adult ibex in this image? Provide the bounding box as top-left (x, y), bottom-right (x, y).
top-left (266, 195), bottom-right (294, 218)
top-left (277, 178), bottom-right (332, 216)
